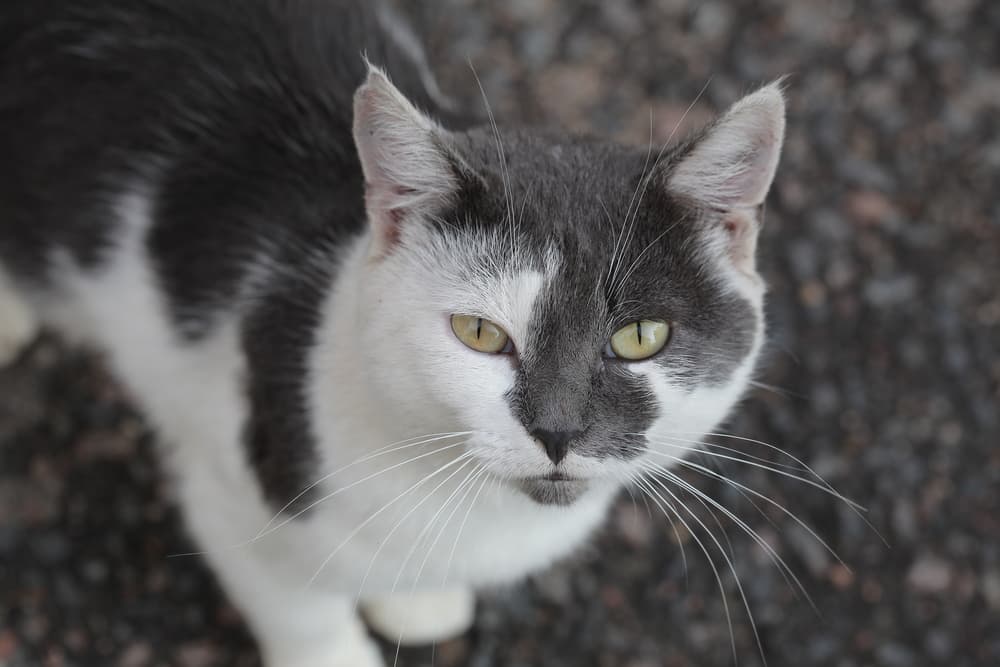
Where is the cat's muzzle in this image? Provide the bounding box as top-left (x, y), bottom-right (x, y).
top-left (516, 474), bottom-right (589, 506)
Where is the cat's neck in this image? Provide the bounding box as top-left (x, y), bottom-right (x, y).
top-left (308, 231), bottom-right (440, 457)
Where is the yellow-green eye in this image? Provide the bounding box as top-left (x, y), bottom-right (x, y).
top-left (451, 315), bottom-right (512, 354)
top-left (608, 320), bottom-right (670, 360)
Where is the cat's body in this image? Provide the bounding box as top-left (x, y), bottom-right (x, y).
top-left (0, 1), bottom-right (785, 665)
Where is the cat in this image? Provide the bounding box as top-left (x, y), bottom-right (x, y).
top-left (0, 1), bottom-right (785, 665)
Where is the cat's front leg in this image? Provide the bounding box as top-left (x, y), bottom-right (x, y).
top-left (180, 499), bottom-right (385, 666)
top-left (241, 593), bottom-right (385, 667)
top-left (262, 629), bottom-right (384, 667)
top-left (361, 589), bottom-right (475, 646)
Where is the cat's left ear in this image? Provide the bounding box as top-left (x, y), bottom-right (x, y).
top-left (353, 65), bottom-right (458, 256)
top-left (665, 81), bottom-right (786, 276)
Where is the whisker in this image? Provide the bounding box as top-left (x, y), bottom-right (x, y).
top-left (609, 78), bottom-right (712, 297)
top-left (748, 380), bottom-right (804, 400)
top-left (606, 106), bottom-right (655, 289)
top-left (670, 430), bottom-right (849, 495)
top-left (619, 470), bottom-right (651, 522)
top-left (411, 466), bottom-right (489, 592)
top-left (642, 435), bottom-right (865, 511)
top-left (468, 60), bottom-right (517, 265)
top-left (167, 434), bottom-right (476, 558)
top-left (635, 459), bottom-right (738, 561)
top-left (640, 469), bottom-right (767, 667)
top-left (516, 182), bottom-right (534, 241)
top-left (257, 432), bottom-right (475, 537)
top-left (671, 454), bottom-right (848, 570)
top-left (390, 466), bottom-right (490, 667)
top-left (632, 474), bottom-right (741, 665)
top-left (262, 440), bottom-right (473, 542)
top-left (621, 433), bottom-right (822, 485)
top-left (641, 460), bottom-right (817, 614)
top-left (623, 470), bottom-right (688, 581)
top-left (441, 469), bottom-right (492, 587)
top-left (390, 464), bottom-right (485, 596)
top-left (611, 224), bottom-right (677, 302)
top-left (353, 459), bottom-right (481, 605)
top-left (306, 450), bottom-right (476, 588)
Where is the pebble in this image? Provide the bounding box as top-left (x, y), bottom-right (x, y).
top-left (907, 555), bottom-right (953, 594)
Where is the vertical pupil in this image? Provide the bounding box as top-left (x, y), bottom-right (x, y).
top-left (476, 318), bottom-right (483, 339)
top-left (636, 321), bottom-right (643, 345)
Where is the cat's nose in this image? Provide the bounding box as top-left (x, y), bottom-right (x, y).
top-left (531, 428), bottom-right (582, 465)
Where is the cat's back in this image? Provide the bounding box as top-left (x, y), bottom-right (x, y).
top-left (0, 0), bottom-right (450, 289)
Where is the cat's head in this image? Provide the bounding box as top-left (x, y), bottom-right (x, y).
top-left (349, 67), bottom-right (784, 506)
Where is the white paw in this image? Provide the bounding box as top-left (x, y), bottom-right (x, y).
top-left (0, 282), bottom-right (38, 367)
top-left (264, 636), bottom-right (385, 667)
top-left (362, 589), bottom-right (475, 646)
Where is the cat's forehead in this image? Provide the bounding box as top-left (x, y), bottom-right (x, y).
top-left (455, 128), bottom-right (649, 216)
top-left (443, 128), bottom-right (704, 302)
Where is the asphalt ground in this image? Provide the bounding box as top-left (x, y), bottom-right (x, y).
top-left (2, 1), bottom-right (999, 665)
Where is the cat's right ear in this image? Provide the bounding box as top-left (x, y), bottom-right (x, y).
top-left (661, 81), bottom-right (786, 279)
top-left (353, 65), bottom-right (457, 256)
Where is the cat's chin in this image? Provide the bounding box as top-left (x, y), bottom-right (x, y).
top-left (515, 475), bottom-right (590, 506)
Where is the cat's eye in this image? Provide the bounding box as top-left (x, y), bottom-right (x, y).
top-left (451, 315), bottom-right (513, 354)
top-left (606, 320), bottom-right (670, 361)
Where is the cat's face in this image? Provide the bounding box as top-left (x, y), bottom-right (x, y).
top-left (352, 68), bottom-right (783, 505)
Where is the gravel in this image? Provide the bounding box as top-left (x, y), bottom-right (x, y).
top-left (2, 0), bottom-right (999, 665)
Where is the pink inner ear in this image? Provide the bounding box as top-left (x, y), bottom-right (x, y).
top-left (383, 212), bottom-right (402, 248)
top-left (365, 183), bottom-right (424, 253)
top-left (721, 209), bottom-right (758, 277)
top-left (364, 184), bottom-right (402, 251)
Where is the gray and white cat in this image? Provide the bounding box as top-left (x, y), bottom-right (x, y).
top-left (0, 1), bottom-right (784, 665)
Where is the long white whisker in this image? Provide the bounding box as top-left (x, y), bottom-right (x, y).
top-left (632, 474), bottom-right (741, 665)
top-left (354, 459), bottom-right (481, 605)
top-left (607, 107), bottom-right (655, 288)
top-left (667, 453), bottom-right (848, 570)
top-left (257, 432), bottom-right (474, 537)
top-left (609, 78), bottom-right (712, 297)
top-left (748, 380), bottom-right (803, 399)
top-left (390, 466), bottom-right (489, 667)
top-left (642, 435), bottom-right (865, 511)
top-left (680, 431), bottom-right (887, 546)
top-left (263, 440), bottom-right (473, 542)
top-left (637, 458), bottom-right (738, 560)
top-left (469, 61), bottom-right (517, 265)
top-left (642, 461), bottom-right (817, 615)
top-left (624, 470), bottom-right (688, 581)
top-left (165, 436), bottom-right (475, 559)
top-left (306, 450), bottom-right (476, 588)
top-left (389, 463), bottom-right (484, 596)
top-left (442, 469), bottom-right (492, 587)
top-left (611, 225), bottom-right (675, 301)
top-left (411, 466), bottom-right (488, 593)
top-left (642, 470), bottom-right (768, 666)
top-left (671, 431), bottom-right (843, 488)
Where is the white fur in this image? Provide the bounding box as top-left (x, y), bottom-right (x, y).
top-left (670, 82), bottom-right (786, 296)
top-left (353, 66), bottom-right (459, 257)
top-left (362, 589), bottom-right (474, 645)
top-left (670, 82), bottom-right (786, 211)
top-left (13, 185), bottom-right (616, 666)
top-left (0, 267), bottom-right (39, 366)
top-left (4, 77), bottom-right (779, 667)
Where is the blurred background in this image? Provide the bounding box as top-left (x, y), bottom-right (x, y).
top-left (2, 0), bottom-right (998, 665)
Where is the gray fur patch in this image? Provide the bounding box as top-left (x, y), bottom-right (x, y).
top-left (436, 128), bottom-right (762, 463)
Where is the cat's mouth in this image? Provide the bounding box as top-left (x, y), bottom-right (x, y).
top-left (516, 473), bottom-right (589, 506)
